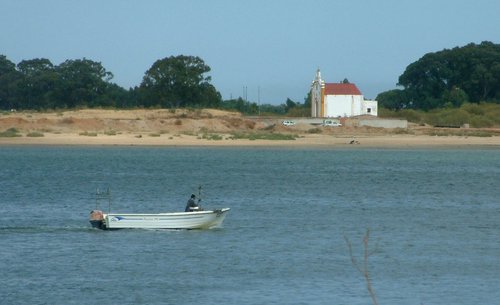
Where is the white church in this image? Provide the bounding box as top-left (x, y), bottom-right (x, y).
top-left (311, 69), bottom-right (378, 118)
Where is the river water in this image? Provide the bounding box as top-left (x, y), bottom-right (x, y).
top-left (0, 146), bottom-right (499, 305)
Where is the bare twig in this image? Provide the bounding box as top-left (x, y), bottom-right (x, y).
top-left (344, 228), bottom-right (379, 305)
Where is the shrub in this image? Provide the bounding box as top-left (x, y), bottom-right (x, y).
top-left (380, 108), bottom-right (423, 123)
top-left (26, 132), bottom-right (44, 137)
top-left (399, 109), bottom-right (423, 123)
top-left (230, 132), bottom-right (297, 140)
top-left (426, 109), bottom-right (470, 127)
top-left (469, 116), bottom-right (495, 128)
top-left (461, 103), bottom-right (484, 115)
top-left (0, 128), bottom-right (21, 137)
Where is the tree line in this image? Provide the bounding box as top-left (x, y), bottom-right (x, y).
top-left (377, 41), bottom-right (500, 110)
top-left (0, 54), bottom-right (308, 114)
top-left (3, 41), bottom-right (498, 114)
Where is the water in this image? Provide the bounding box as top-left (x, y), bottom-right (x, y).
top-left (0, 146), bottom-right (499, 305)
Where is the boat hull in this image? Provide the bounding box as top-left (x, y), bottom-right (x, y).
top-left (91, 208), bottom-right (230, 230)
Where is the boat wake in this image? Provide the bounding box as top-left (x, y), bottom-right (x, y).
top-left (0, 225), bottom-right (96, 234)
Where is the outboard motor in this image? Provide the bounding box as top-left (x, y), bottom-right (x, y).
top-left (89, 210), bottom-right (104, 229)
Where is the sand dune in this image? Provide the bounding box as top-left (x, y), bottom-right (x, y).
top-left (1, 109), bottom-right (499, 148)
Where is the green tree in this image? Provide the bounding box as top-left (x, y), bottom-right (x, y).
top-left (0, 55), bottom-right (22, 110)
top-left (376, 89), bottom-right (408, 110)
top-left (396, 41), bottom-right (500, 109)
top-left (220, 97), bottom-right (259, 114)
top-left (140, 55), bottom-right (221, 108)
top-left (285, 98), bottom-right (297, 112)
top-left (303, 91), bottom-right (311, 109)
top-left (17, 58), bottom-right (57, 109)
top-left (95, 83), bottom-right (131, 108)
top-left (53, 58), bottom-right (113, 108)
top-left (442, 86), bottom-right (468, 108)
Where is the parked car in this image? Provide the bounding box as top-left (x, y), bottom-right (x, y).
top-left (323, 120), bottom-right (342, 127)
top-left (282, 120), bottom-right (296, 126)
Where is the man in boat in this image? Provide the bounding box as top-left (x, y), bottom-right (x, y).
top-left (185, 194), bottom-right (202, 212)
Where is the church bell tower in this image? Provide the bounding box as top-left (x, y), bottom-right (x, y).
top-left (311, 68), bottom-right (324, 118)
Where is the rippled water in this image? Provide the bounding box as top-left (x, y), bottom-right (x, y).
top-left (0, 146), bottom-right (499, 305)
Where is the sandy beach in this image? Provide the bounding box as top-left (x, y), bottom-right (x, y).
top-left (1, 109), bottom-right (499, 148)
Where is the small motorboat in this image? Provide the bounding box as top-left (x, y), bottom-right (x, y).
top-left (89, 188), bottom-right (230, 230)
top-left (89, 208), bottom-right (230, 230)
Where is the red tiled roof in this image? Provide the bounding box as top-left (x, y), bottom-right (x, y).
top-left (324, 83), bottom-right (362, 96)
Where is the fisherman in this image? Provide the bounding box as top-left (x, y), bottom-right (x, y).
top-left (185, 194), bottom-right (201, 212)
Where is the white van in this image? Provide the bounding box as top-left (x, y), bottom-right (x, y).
top-left (282, 120), bottom-right (296, 126)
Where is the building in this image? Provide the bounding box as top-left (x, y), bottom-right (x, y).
top-left (311, 69), bottom-right (378, 118)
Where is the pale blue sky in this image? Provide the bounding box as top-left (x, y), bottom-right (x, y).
top-left (1, 0), bottom-right (499, 104)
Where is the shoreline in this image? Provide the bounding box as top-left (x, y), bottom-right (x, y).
top-left (1, 132), bottom-right (499, 148)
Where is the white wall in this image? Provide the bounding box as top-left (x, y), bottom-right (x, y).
top-left (362, 100), bottom-right (378, 116)
top-left (324, 95), bottom-right (378, 117)
top-left (324, 95), bottom-right (364, 117)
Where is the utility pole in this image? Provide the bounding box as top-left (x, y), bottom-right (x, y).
top-left (258, 86), bottom-right (261, 116)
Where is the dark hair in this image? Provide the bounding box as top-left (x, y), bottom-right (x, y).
top-left (191, 194), bottom-right (196, 198)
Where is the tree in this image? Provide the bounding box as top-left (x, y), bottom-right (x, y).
top-left (396, 41), bottom-right (500, 109)
top-left (285, 98), bottom-right (297, 112)
top-left (140, 55), bottom-right (221, 108)
top-left (53, 58), bottom-right (113, 108)
top-left (376, 89), bottom-right (408, 110)
top-left (16, 58), bottom-right (57, 109)
top-left (220, 97), bottom-right (259, 114)
top-left (0, 55), bottom-right (22, 110)
top-left (303, 91), bottom-right (311, 109)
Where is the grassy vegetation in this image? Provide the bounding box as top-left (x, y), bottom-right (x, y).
top-left (229, 132), bottom-right (298, 141)
top-left (26, 131), bottom-right (44, 137)
top-left (423, 129), bottom-right (500, 137)
top-left (104, 130), bottom-right (117, 135)
top-left (79, 131), bottom-right (98, 136)
top-left (380, 102), bottom-right (500, 128)
top-left (0, 128), bottom-right (22, 137)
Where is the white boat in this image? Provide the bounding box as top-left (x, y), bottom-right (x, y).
top-left (89, 187), bottom-right (230, 230)
top-left (89, 208), bottom-right (230, 230)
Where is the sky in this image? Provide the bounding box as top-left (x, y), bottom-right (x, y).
top-left (1, 0), bottom-right (499, 104)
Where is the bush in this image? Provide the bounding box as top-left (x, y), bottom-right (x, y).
top-left (399, 109), bottom-right (423, 123)
top-left (379, 108), bottom-right (423, 123)
top-left (426, 109), bottom-right (470, 127)
top-left (26, 132), bottom-right (44, 137)
top-left (461, 103), bottom-right (484, 115)
top-left (469, 116), bottom-right (495, 128)
top-left (230, 132), bottom-right (297, 140)
top-left (0, 128), bottom-right (21, 137)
